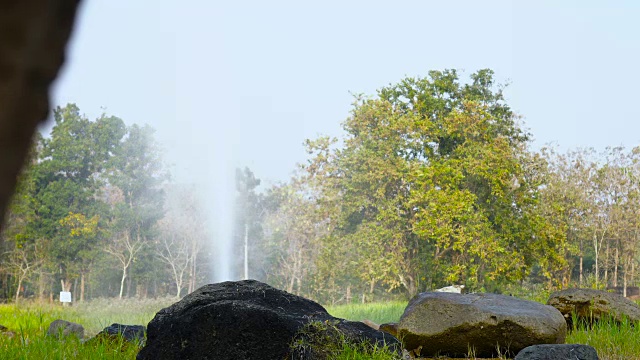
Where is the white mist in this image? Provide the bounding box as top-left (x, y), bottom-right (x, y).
top-left (208, 143), bottom-right (236, 283)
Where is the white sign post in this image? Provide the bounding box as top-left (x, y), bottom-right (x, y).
top-left (60, 291), bottom-right (72, 304)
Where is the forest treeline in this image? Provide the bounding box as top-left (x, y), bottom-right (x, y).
top-left (2, 69), bottom-right (639, 304)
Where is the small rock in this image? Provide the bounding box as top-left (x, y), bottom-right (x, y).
top-left (0, 324), bottom-right (15, 339)
top-left (91, 324), bottom-right (146, 346)
top-left (47, 319), bottom-right (84, 339)
top-left (514, 344), bottom-right (599, 360)
top-left (379, 323), bottom-right (399, 338)
top-left (84, 323), bottom-right (146, 352)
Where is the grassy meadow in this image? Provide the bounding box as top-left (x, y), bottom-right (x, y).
top-left (0, 296), bottom-right (638, 359)
top-left (0, 297), bottom-right (175, 360)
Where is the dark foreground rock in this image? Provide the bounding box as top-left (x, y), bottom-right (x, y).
top-left (47, 319), bottom-right (84, 339)
top-left (87, 324), bottom-right (146, 346)
top-left (137, 280), bottom-right (399, 360)
top-left (84, 324), bottom-right (146, 353)
top-left (398, 292), bottom-right (566, 358)
top-left (547, 288), bottom-right (640, 327)
top-left (514, 344), bottom-right (599, 360)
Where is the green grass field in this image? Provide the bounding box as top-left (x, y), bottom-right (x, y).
top-left (0, 297), bottom-right (637, 359)
top-left (0, 297), bottom-right (175, 360)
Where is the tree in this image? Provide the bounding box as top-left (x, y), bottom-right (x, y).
top-left (31, 104), bottom-right (126, 296)
top-left (156, 219), bottom-right (190, 298)
top-left (304, 69), bottom-right (559, 298)
top-left (0, 104), bottom-right (178, 301)
top-left (106, 124), bottom-right (166, 299)
top-left (591, 146), bottom-right (640, 292)
top-left (0, 133), bottom-right (41, 300)
top-left (261, 180), bottom-right (326, 296)
top-left (530, 148), bottom-right (594, 287)
top-left (3, 242), bottom-right (44, 303)
top-left (155, 184), bottom-right (208, 298)
top-left (59, 211), bottom-right (100, 299)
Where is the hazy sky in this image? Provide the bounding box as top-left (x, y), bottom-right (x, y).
top-left (51, 0), bottom-right (640, 185)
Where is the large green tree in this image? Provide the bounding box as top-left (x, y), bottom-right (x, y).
top-left (305, 69), bottom-right (563, 297)
top-left (31, 104), bottom-right (126, 295)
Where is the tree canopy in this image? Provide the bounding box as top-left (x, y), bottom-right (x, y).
top-left (2, 71), bottom-right (640, 304)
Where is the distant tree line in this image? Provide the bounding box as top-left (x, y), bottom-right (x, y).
top-left (0, 104), bottom-right (209, 302)
top-left (2, 70), bottom-right (640, 305)
top-left (248, 69), bottom-right (640, 304)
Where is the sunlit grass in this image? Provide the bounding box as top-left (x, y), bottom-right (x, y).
top-left (0, 297), bottom-right (174, 359)
top-left (0, 332), bottom-right (140, 360)
top-left (567, 315), bottom-right (640, 360)
top-left (334, 341), bottom-right (402, 360)
top-left (326, 301), bottom-right (407, 325)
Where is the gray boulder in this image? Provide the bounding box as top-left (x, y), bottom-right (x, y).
top-left (514, 344), bottom-right (599, 360)
top-left (47, 319), bottom-right (84, 339)
top-left (398, 292), bottom-right (566, 358)
top-left (547, 288), bottom-right (640, 327)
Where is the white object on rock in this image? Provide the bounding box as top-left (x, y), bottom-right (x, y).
top-left (434, 285), bottom-right (465, 293)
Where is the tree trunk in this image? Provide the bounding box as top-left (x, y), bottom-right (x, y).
top-left (594, 232), bottom-right (599, 287)
top-left (15, 276), bottom-right (23, 304)
top-left (287, 272), bottom-right (295, 294)
top-left (119, 265), bottom-right (127, 299)
top-left (80, 273), bottom-right (85, 302)
top-left (579, 255), bottom-right (583, 287)
top-left (126, 277), bottom-right (132, 298)
top-left (73, 277), bottom-right (78, 303)
top-left (613, 247), bottom-right (619, 287)
top-left (604, 241), bottom-right (610, 287)
top-left (399, 273), bottom-right (417, 298)
top-left (38, 272), bottom-right (45, 302)
top-left (61, 279), bottom-right (72, 291)
top-left (188, 242), bottom-right (198, 294)
top-left (623, 257), bottom-right (628, 297)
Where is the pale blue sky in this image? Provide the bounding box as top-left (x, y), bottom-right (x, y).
top-left (52, 0), bottom-right (640, 185)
